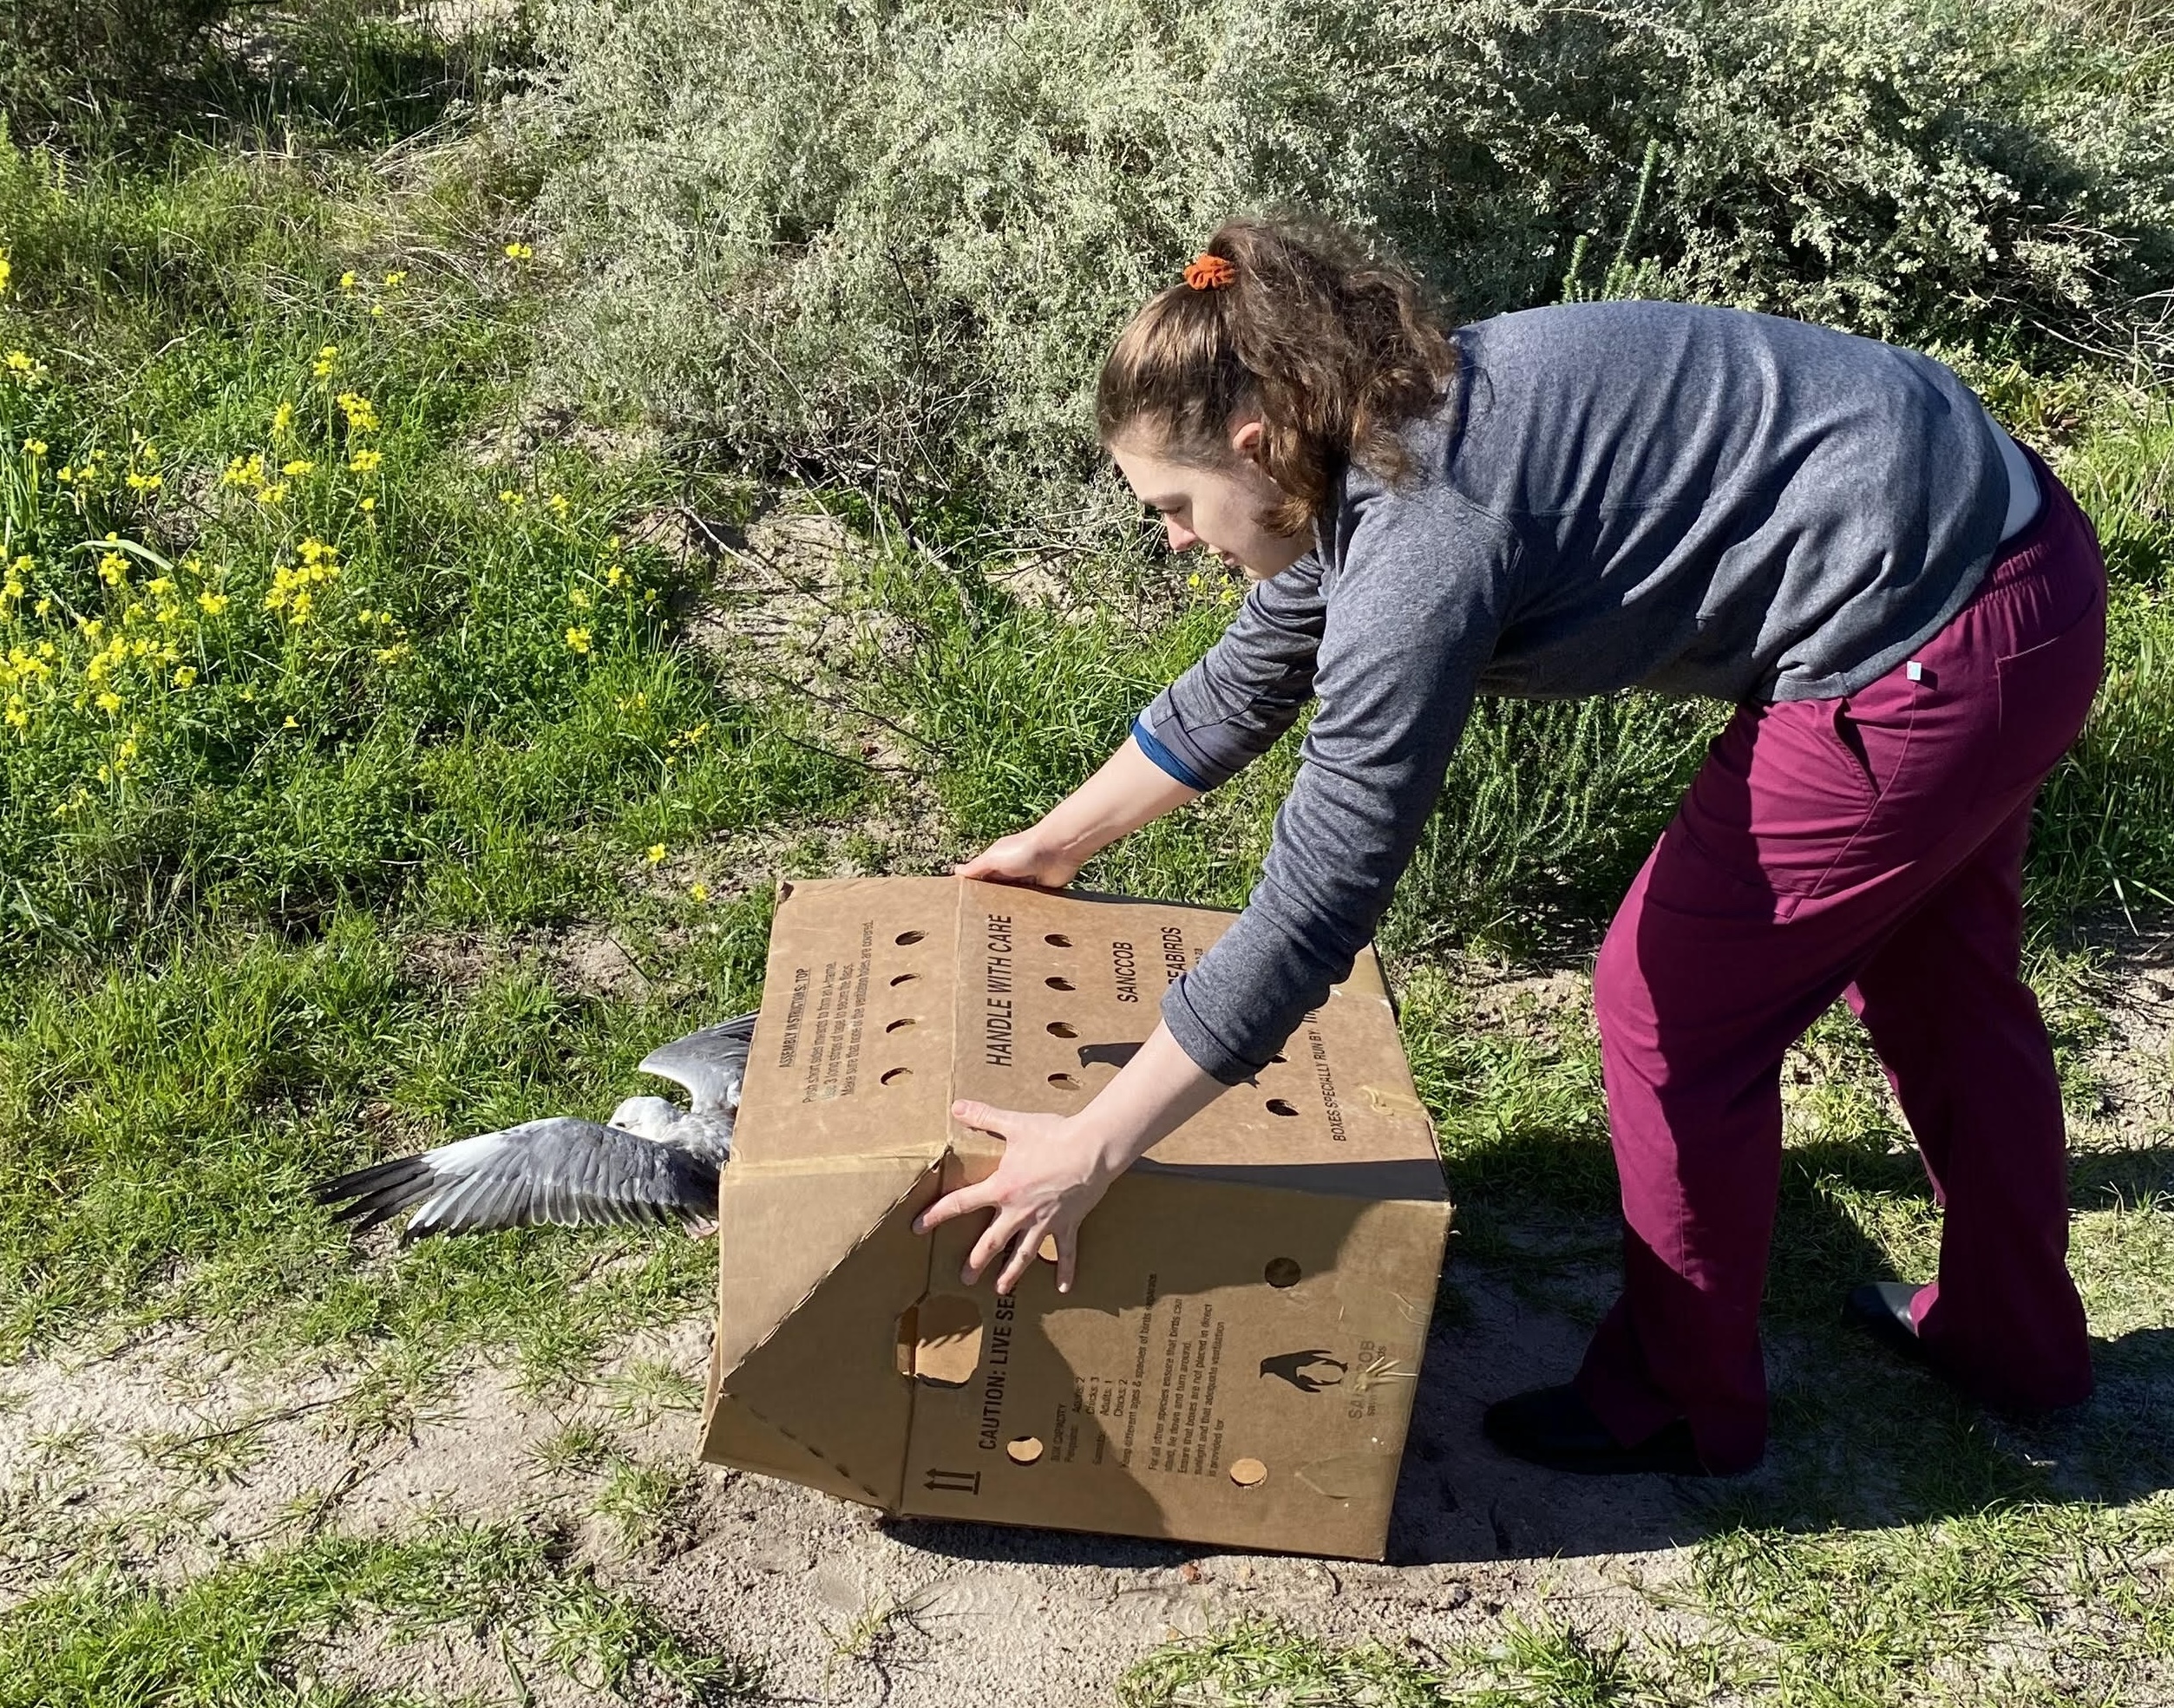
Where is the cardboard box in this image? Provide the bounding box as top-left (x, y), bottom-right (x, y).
top-left (700, 876), bottom-right (1451, 1559)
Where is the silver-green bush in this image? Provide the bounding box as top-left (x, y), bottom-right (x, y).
top-left (516, 0), bottom-right (2174, 523)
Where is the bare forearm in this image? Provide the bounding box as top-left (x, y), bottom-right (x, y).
top-left (1075, 1020), bottom-right (1221, 1178)
top-left (1037, 736), bottom-right (1200, 868)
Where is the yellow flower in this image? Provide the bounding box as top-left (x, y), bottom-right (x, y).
top-left (197, 591), bottom-right (229, 615)
top-left (98, 553), bottom-right (129, 586)
top-left (499, 488), bottom-right (523, 507)
top-left (95, 690), bottom-right (121, 715)
top-left (272, 401), bottom-right (295, 435)
top-left (605, 563), bottom-right (625, 587)
top-left (281, 458), bottom-right (315, 477)
top-left (383, 270), bottom-right (408, 288)
top-left (564, 625), bottom-right (593, 653)
top-left (21, 438), bottom-right (44, 456)
top-left (547, 492), bottom-right (571, 518)
top-left (337, 392), bottom-right (378, 432)
top-left (312, 344), bottom-right (338, 379)
top-left (0, 251), bottom-right (10, 293)
top-left (370, 304), bottom-right (384, 318)
top-left (339, 271), bottom-right (357, 291)
top-left (126, 471), bottom-right (163, 492)
top-left (347, 448), bottom-right (383, 473)
top-left (690, 882), bottom-right (710, 904)
top-left (258, 483), bottom-right (287, 506)
top-left (504, 241), bottom-right (534, 260)
top-left (645, 843), bottom-right (666, 865)
top-left (283, 715), bottom-right (298, 729)
top-left (568, 586), bottom-right (593, 610)
top-left (358, 496), bottom-right (377, 513)
top-left (173, 665), bottom-right (197, 687)
top-left (4, 350), bottom-right (29, 372)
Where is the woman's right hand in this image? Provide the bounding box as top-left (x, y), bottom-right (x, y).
top-left (953, 735), bottom-right (1202, 891)
top-left (953, 828), bottom-right (1081, 889)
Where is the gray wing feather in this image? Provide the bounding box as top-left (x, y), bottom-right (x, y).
top-left (316, 1116), bottom-right (718, 1243)
top-left (639, 1012), bottom-right (757, 1117)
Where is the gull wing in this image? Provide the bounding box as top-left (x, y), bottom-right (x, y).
top-left (638, 1011), bottom-right (757, 1117)
top-left (313, 1117), bottom-right (717, 1243)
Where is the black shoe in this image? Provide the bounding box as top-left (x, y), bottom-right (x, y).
top-left (1481, 1383), bottom-right (1710, 1476)
top-left (1844, 1281), bottom-right (1924, 1363)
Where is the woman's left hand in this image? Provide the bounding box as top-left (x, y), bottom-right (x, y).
top-left (913, 1101), bottom-right (1123, 1295)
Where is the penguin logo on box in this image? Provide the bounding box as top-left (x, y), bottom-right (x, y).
top-left (1259, 1349), bottom-right (1347, 1393)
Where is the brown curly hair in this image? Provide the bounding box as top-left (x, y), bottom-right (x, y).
top-left (1096, 216), bottom-right (1458, 537)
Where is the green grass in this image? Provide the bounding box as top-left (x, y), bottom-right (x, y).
top-left (2, 5), bottom-right (2172, 1705)
top-left (0, 1520), bottom-right (761, 1708)
top-left (0, 118), bottom-right (866, 1371)
top-left (1119, 1614), bottom-right (1669, 1707)
top-left (1121, 1494), bottom-right (2174, 1705)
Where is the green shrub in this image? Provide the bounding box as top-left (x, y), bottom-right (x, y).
top-left (517, 0), bottom-right (2174, 527)
top-left (1, 1), bottom-right (232, 143)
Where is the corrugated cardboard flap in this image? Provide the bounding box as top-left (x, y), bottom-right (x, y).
top-left (701, 1153), bottom-right (946, 1505)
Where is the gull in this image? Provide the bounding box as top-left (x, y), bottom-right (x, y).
top-left (314, 1014), bottom-right (756, 1242)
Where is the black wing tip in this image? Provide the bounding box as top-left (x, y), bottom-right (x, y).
top-left (313, 1155), bottom-right (428, 1207)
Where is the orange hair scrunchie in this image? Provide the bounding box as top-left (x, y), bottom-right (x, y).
top-left (1182, 252), bottom-right (1236, 291)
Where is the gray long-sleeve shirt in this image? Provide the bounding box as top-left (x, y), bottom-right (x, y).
top-left (1136, 301), bottom-right (2010, 1085)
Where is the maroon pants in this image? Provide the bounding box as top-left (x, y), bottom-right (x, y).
top-left (1576, 448), bottom-right (2107, 1473)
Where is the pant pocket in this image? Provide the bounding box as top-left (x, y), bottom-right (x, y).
top-left (1829, 698), bottom-right (1880, 802)
top-left (1990, 593), bottom-right (2106, 798)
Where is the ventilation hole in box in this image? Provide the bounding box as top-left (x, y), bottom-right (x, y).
top-left (1229, 1457), bottom-right (1268, 1487)
top-left (1264, 1257), bottom-right (1301, 1289)
top-left (1269, 1054), bottom-right (1287, 1064)
top-left (881, 1067), bottom-right (913, 1086)
top-left (1048, 1072), bottom-right (1081, 1091)
top-left (895, 929), bottom-right (926, 945)
top-left (885, 1018), bottom-right (916, 1033)
top-left (1038, 1235), bottom-right (1059, 1263)
top-left (1265, 1098), bottom-right (1299, 1117)
top-left (895, 1293), bottom-right (983, 1387)
top-left (1046, 1021), bottom-right (1078, 1038)
top-left (1045, 976), bottom-right (1075, 991)
top-left (1005, 1436), bottom-right (1044, 1465)
top-left (890, 972), bottom-right (919, 987)
top-left (1044, 933), bottom-right (1072, 947)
